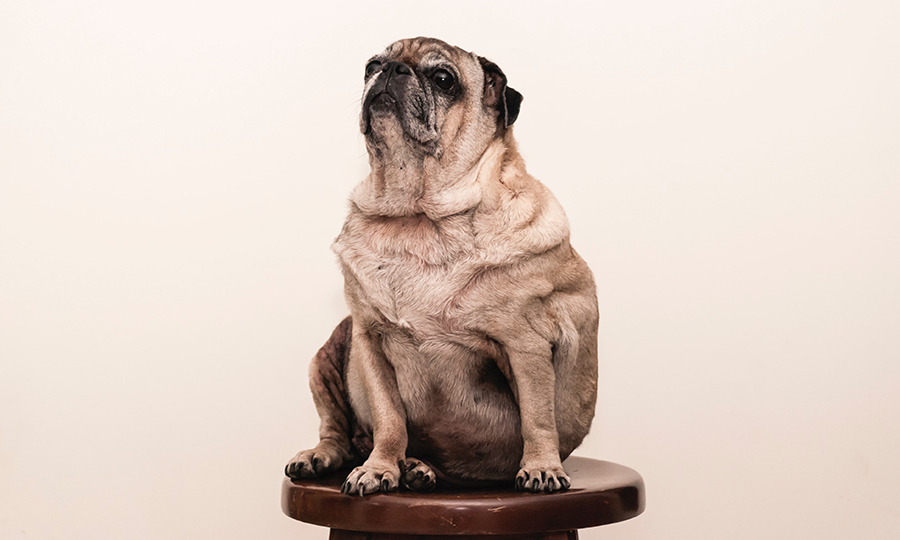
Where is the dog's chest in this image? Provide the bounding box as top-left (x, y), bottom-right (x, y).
top-left (334, 213), bottom-right (479, 329)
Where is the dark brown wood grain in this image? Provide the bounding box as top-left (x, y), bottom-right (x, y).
top-left (282, 456), bottom-right (644, 538)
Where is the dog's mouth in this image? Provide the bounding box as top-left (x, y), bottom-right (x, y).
top-left (361, 84), bottom-right (438, 145)
top-left (369, 92), bottom-right (395, 110)
top-left (362, 91), bottom-right (397, 135)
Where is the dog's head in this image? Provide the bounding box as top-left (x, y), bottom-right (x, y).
top-left (360, 37), bottom-right (522, 161)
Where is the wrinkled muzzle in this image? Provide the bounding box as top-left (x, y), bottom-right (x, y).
top-left (360, 61), bottom-right (438, 144)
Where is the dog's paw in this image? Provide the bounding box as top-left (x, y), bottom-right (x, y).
top-left (515, 465), bottom-right (571, 493)
top-left (341, 460), bottom-right (400, 496)
top-left (400, 457), bottom-right (437, 491)
top-left (285, 444), bottom-right (347, 480)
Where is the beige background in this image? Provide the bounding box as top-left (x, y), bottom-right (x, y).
top-left (2, 1), bottom-right (898, 539)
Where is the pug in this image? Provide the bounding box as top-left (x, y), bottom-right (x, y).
top-left (285, 37), bottom-right (598, 495)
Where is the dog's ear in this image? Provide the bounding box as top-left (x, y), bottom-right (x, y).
top-left (478, 56), bottom-right (523, 128)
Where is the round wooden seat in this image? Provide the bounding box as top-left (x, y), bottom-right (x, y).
top-left (282, 456), bottom-right (644, 539)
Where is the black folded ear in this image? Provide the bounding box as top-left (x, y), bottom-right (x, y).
top-left (478, 56), bottom-right (523, 128)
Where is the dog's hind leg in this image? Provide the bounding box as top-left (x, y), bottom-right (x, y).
top-left (285, 317), bottom-right (361, 479)
top-left (400, 457), bottom-right (437, 491)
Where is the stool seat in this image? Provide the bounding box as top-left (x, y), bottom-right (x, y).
top-left (282, 456), bottom-right (644, 538)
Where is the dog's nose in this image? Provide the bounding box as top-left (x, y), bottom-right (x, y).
top-left (384, 61), bottom-right (412, 76)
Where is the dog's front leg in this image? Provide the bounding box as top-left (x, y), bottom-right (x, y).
top-left (505, 334), bottom-right (572, 493)
top-left (341, 322), bottom-right (407, 496)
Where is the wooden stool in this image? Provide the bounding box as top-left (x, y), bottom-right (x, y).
top-left (282, 456), bottom-right (644, 539)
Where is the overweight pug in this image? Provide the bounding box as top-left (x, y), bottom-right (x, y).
top-left (285, 37), bottom-right (598, 494)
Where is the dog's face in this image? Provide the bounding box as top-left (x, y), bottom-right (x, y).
top-left (360, 37), bottom-right (522, 162)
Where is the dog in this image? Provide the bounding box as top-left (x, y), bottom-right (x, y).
top-left (285, 37), bottom-right (598, 495)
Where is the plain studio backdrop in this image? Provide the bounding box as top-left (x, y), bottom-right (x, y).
top-left (2, 1), bottom-right (898, 539)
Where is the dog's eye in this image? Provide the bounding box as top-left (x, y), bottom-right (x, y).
top-left (365, 60), bottom-right (382, 78)
top-left (432, 69), bottom-right (455, 91)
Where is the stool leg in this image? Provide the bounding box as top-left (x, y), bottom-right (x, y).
top-left (329, 530), bottom-right (369, 540)
top-left (329, 529), bottom-right (578, 540)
